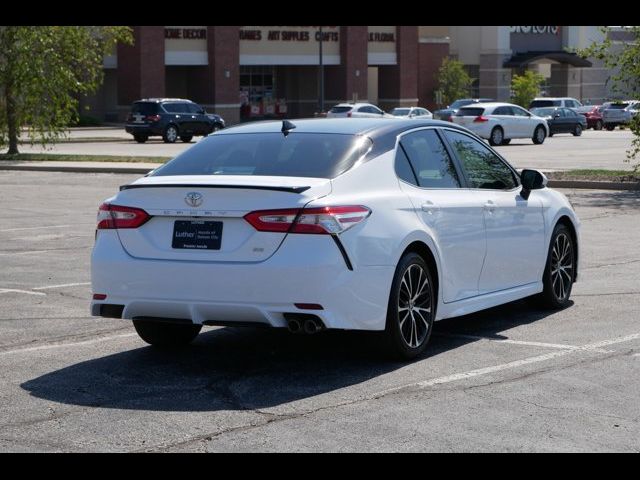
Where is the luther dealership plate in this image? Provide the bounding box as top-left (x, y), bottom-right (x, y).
top-left (172, 220), bottom-right (222, 250)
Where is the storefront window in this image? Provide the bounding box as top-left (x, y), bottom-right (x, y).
top-left (240, 66), bottom-right (286, 121)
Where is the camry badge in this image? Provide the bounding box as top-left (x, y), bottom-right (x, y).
top-left (185, 192), bottom-right (203, 207)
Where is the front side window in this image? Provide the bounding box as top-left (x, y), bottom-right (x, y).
top-left (443, 130), bottom-right (518, 190)
top-left (493, 106), bottom-right (513, 116)
top-left (151, 133), bottom-right (372, 179)
top-left (512, 107), bottom-right (530, 117)
top-left (399, 130), bottom-right (461, 188)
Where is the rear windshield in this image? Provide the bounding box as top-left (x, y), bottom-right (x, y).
top-left (151, 133), bottom-right (373, 179)
top-left (531, 107), bottom-right (557, 116)
top-left (456, 107), bottom-right (485, 116)
top-left (131, 102), bottom-right (159, 115)
top-left (608, 103), bottom-right (629, 109)
top-left (329, 106), bottom-right (353, 113)
top-left (530, 100), bottom-right (561, 108)
top-left (391, 108), bottom-right (411, 116)
top-left (450, 100), bottom-right (473, 109)
top-left (575, 106), bottom-right (594, 113)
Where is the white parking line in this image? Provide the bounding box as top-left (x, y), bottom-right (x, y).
top-left (371, 332), bottom-right (640, 398)
top-left (0, 225), bottom-right (74, 233)
top-left (32, 282), bottom-right (91, 291)
top-left (436, 333), bottom-right (613, 353)
top-left (0, 332), bottom-right (137, 356)
top-left (0, 288), bottom-right (46, 296)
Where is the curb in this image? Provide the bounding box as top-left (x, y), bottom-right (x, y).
top-left (0, 164), bottom-right (155, 174)
top-left (547, 180), bottom-right (640, 190)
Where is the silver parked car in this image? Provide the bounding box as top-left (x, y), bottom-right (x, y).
top-left (389, 107), bottom-right (433, 119)
top-left (602, 101), bottom-right (640, 130)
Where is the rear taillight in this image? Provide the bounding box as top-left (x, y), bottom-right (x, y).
top-left (244, 206), bottom-right (371, 235)
top-left (145, 115), bottom-right (161, 122)
top-left (446, 115), bottom-right (453, 122)
top-left (474, 115), bottom-right (489, 123)
top-left (97, 203), bottom-right (150, 229)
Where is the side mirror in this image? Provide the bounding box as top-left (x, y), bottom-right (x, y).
top-left (553, 113), bottom-right (561, 118)
top-left (199, 108), bottom-right (206, 114)
top-left (520, 169), bottom-right (548, 200)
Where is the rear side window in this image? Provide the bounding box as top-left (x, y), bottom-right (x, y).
top-left (151, 133), bottom-right (372, 179)
top-left (394, 146), bottom-right (418, 185)
top-left (399, 130), bottom-right (461, 189)
top-left (609, 103), bottom-right (629, 109)
top-left (456, 107), bottom-right (485, 117)
top-left (131, 102), bottom-right (159, 115)
top-left (163, 102), bottom-right (190, 113)
top-left (187, 103), bottom-right (204, 114)
top-left (329, 106), bottom-right (352, 113)
top-left (443, 130), bottom-right (518, 190)
top-left (493, 106), bottom-right (514, 115)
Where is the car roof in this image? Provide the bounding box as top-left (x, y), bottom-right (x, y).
top-left (459, 102), bottom-right (524, 109)
top-left (136, 98), bottom-right (193, 103)
top-left (532, 97), bottom-right (578, 101)
top-left (332, 102), bottom-right (379, 108)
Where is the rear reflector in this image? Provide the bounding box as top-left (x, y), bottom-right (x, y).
top-left (93, 293), bottom-right (107, 300)
top-left (294, 303), bottom-right (324, 310)
top-left (474, 115), bottom-right (489, 123)
top-left (97, 203), bottom-right (150, 229)
top-left (244, 205), bottom-right (371, 235)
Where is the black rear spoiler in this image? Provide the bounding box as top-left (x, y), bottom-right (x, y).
top-left (119, 184), bottom-right (310, 194)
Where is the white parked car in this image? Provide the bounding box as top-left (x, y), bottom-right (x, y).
top-left (452, 102), bottom-right (549, 146)
top-left (529, 97), bottom-right (583, 110)
top-left (326, 103), bottom-right (394, 118)
top-left (390, 107), bottom-right (433, 119)
top-left (91, 118), bottom-right (580, 359)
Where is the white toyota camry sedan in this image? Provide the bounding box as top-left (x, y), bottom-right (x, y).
top-left (91, 118), bottom-right (580, 359)
top-left (451, 102), bottom-right (549, 146)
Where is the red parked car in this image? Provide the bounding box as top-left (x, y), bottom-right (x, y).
top-left (575, 105), bottom-right (604, 130)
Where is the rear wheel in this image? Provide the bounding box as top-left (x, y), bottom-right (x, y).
top-left (594, 120), bottom-right (603, 131)
top-left (384, 253), bottom-right (435, 360)
top-left (133, 319), bottom-right (202, 347)
top-left (573, 124), bottom-right (583, 136)
top-left (605, 124), bottom-right (615, 131)
top-left (532, 125), bottom-right (546, 144)
top-left (538, 224), bottom-right (575, 309)
top-left (133, 134), bottom-right (148, 143)
top-left (163, 125), bottom-right (179, 143)
top-left (180, 135), bottom-right (193, 143)
top-left (501, 138), bottom-right (511, 145)
top-left (489, 127), bottom-right (504, 146)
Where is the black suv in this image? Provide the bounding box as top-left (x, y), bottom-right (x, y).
top-left (125, 98), bottom-right (225, 143)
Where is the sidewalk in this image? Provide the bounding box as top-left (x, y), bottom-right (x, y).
top-left (1, 160), bottom-right (639, 190)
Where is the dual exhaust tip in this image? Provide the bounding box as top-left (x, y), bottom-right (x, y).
top-left (286, 316), bottom-right (325, 335)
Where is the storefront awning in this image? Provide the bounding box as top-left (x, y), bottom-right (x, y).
top-left (504, 51), bottom-right (592, 68)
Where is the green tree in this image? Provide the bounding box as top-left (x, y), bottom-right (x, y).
top-left (511, 70), bottom-right (544, 108)
top-left (0, 26), bottom-right (133, 155)
top-left (436, 57), bottom-right (473, 107)
top-left (574, 26), bottom-right (640, 171)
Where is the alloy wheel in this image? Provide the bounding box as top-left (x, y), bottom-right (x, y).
top-left (397, 264), bottom-right (432, 348)
top-left (166, 126), bottom-right (178, 142)
top-left (551, 233), bottom-right (573, 301)
top-left (492, 128), bottom-right (503, 145)
top-left (536, 127), bottom-right (545, 143)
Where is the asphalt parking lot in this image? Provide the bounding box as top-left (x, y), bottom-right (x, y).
top-left (1, 170), bottom-right (639, 452)
top-left (6, 127), bottom-right (638, 172)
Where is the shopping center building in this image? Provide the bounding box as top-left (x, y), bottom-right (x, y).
top-left (85, 26), bottom-right (630, 125)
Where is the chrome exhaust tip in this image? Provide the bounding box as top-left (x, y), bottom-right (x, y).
top-left (287, 318), bottom-right (302, 334)
top-left (303, 318), bottom-right (320, 334)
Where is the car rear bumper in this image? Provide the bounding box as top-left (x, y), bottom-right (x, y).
top-left (90, 231), bottom-right (394, 331)
top-left (125, 124), bottom-right (163, 136)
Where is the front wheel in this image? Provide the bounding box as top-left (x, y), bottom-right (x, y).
top-left (384, 253), bottom-right (435, 360)
top-left (594, 120), bottom-right (603, 131)
top-left (133, 319), bottom-right (202, 348)
top-left (538, 224), bottom-right (575, 309)
top-left (163, 125), bottom-right (179, 143)
top-left (489, 127), bottom-right (504, 146)
top-left (501, 138), bottom-right (511, 145)
top-left (605, 124), bottom-right (615, 131)
top-left (573, 124), bottom-right (583, 136)
top-left (532, 125), bottom-right (546, 144)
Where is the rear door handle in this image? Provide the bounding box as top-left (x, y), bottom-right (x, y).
top-left (421, 201), bottom-right (440, 215)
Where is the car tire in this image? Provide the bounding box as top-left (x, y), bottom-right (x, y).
top-left (605, 124), bottom-right (615, 131)
top-left (573, 124), bottom-right (583, 136)
top-left (384, 252), bottom-right (435, 360)
top-left (180, 135), bottom-right (193, 143)
top-left (532, 125), bottom-right (546, 144)
top-left (538, 224), bottom-right (575, 309)
top-left (133, 319), bottom-right (202, 348)
top-left (163, 125), bottom-right (179, 143)
top-left (501, 138), bottom-right (511, 145)
top-left (489, 127), bottom-right (504, 146)
top-left (133, 134), bottom-right (148, 143)
top-left (594, 120), bottom-right (603, 131)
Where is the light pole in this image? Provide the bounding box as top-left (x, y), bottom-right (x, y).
top-left (318, 26), bottom-right (325, 115)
